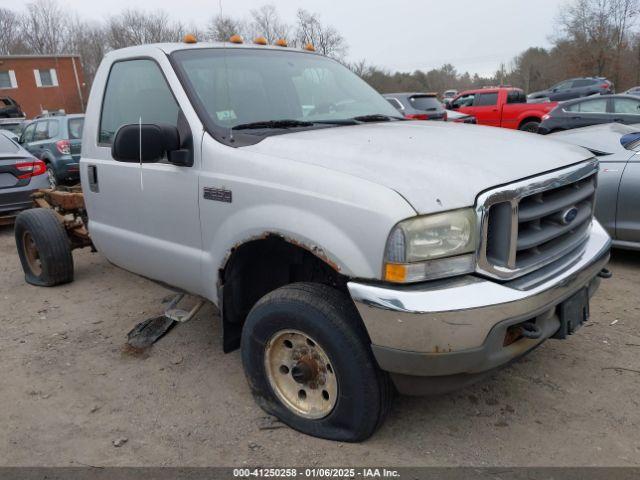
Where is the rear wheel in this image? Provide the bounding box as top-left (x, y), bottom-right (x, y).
top-left (15, 208), bottom-right (74, 286)
top-left (241, 283), bottom-right (393, 442)
top-left (519, 120), bottom-right (540, 133)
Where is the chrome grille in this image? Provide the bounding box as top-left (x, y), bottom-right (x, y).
top-left (476, 160), bottom-right (598, 280)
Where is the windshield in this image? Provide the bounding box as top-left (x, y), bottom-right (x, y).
top-left (171, 48), bottom-right (399, 131)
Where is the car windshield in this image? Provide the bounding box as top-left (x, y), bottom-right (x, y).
top-left (171, 48), bottom-right (400, 131)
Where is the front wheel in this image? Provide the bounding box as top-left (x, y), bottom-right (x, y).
top-left (241, 283), bottom-right (393, 442)
top-left (519, 121), bottom-right (540, 133)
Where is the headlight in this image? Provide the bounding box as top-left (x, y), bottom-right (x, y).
top-left (383, 208), bottom-right (477, 283)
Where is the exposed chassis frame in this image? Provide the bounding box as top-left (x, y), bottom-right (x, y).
top-left (30, 186), bottom-right (93, 250)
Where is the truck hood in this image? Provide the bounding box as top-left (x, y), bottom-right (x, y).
top-left (246, 121), bottom-right (593, 214)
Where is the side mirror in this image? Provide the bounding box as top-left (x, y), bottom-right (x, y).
top-left (111, 123), bottom-right (192, 166)
top-left (450, 103), bottom-right (459, 110)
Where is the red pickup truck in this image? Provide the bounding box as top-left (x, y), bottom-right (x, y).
top-left (449, 87), bottom-right (557, 132)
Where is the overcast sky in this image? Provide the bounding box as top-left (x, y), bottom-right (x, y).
top-left (8, 0), bottom-right (568, 75)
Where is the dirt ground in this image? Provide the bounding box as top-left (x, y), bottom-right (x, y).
top-left (1, 223), bottom-right (639, 467)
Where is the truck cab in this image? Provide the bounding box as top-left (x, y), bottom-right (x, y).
top-left (16, 39), bottom-right (611, 442)
top-left (450, 87), bottom-right (557, 132)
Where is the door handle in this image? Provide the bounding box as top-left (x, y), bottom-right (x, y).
top-left (87, 164), bottom-right (99, 193)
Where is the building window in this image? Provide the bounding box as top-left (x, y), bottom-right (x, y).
top-left (0, 70), bottom-right (18, 89)
top-left (34, 68), bottom-right (58, 87)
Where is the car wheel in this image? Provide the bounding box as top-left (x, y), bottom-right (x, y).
top-left (45, 164), bottom-right (57, 188)
top-left (14, 208), bottom-right (74, 286)
top-left (519, 121), bottom-right (540, 133)
top-left (241, 282), bottom-right (394, 442)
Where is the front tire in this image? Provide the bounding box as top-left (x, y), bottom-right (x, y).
top-left (15, 208), bottom-right (74, 286)
top-left (241, 283), bottom-right (393, 442)
top-left (519, 120), bottom-right (540, 133)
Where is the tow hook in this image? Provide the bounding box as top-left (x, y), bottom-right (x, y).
top-left (520, 321), bottom-right (542, 339)
top-left (598, 268), bottom-right (613, 279)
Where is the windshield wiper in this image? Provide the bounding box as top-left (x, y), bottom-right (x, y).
top-left (232, 119), bottom-right (314, 130)
top-left (351, 114), bottom-right (404, 123)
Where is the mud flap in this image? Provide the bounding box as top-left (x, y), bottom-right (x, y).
top-left (127, 316), bottom-right (177, 349)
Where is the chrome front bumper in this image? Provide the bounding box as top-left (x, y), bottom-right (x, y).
top-left (347, 221), bottom-right (611, 385)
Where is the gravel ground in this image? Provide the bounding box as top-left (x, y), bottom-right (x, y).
top-left (1, 224), bottom-right (639, 467)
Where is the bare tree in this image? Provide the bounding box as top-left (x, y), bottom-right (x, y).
top-left (206, 14), bottom-right (246, 42)
top-left (557, 0), bottom-right (639, 82)
top-left (295, 9), bottom-right (347, 59)
top-left (20, 0), bottom-right (68, 54)
top-left (0, 8), bottom-right (23, 54)
top-left (65, 16), bottom-right (107, 85)
top-left (106, 9), bottom-right (183, 49)
top-left (349, 59), bottom-right (373, 77)
top-left (248, 4), bottom-right (289, 43)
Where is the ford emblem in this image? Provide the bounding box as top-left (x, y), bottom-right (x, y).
top-left (561, 206), bottom-right (579, 224)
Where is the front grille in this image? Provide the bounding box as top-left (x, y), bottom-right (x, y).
top-left (476, 160), bottom-right (598, 280)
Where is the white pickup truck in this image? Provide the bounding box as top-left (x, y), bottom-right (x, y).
top-left (14, 39), bottom-right (611, 442)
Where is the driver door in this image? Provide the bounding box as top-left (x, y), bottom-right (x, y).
top-left (83, 57), bottom-right (203, 293)
top-left (549, 80), bottom-right (576, 101)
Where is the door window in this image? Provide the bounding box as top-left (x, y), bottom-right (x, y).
top-left (452, 94), bottom-right (475, 108)
top-left (474, 92), bottom-right (498, 106)
top-left (507, 90), bottom-right (526, 104)
top-left (572, 79), bottom-right (596, 88)
top-left (554, 81), bottom-right (573, 91)
top-left (99, 59), bottom-right (179, 145)
top-left (613, 98), bottom-right (640, 115)
top-left (34, 121), bottom-right (48, 141)
top-left (386, 98), bottom-right (403, 110)
top-left (47, 120), bottom-right (59, 138)
top-left (565, 98), bottom-right (608, 113)
top-left (21, 123), bottom-right (36, 143)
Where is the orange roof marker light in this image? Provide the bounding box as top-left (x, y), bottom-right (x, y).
top-left (303, 43), bottom-right (316, 52)
top-left (229, 34), bottom-right (243, 44)
top-left (275, 38), bottom-right (288, 47)
top-left (183, 33), bottom-right (197, 44)
top-left (254, 36), bottom-right (268, 45)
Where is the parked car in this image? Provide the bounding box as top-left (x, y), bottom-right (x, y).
top-left (0, 129), bottom-right (20, 142)
top-left (550, 122), bottom-right (640, 249)
top-left (19, 114), bottom-right (84, 187)
top-left (624, 86), bottom-right (640, 97)
top-left (449, 87), bottom-right (556, 131)
top-left (538, 94), bottom-right (640, 134)
top-left (0, 97), bottom-right (25, 118)
top-left (445, 109), bottom-right (476, 124)
top-left (442, 89), bottom-right (458, 106)
top-left (383, 92), bottom-right (447, 120)
top-left (528, 77), bottom-right (614, 102)
top-left (0, 117), bottom-right (26, 136)
top-left (0, 131), bottom-right (49, 222)
top-left (14, 40), bottom-right (610, 442)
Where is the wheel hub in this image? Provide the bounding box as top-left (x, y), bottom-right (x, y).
top-left (264, 329), bottom-right (338, 419)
